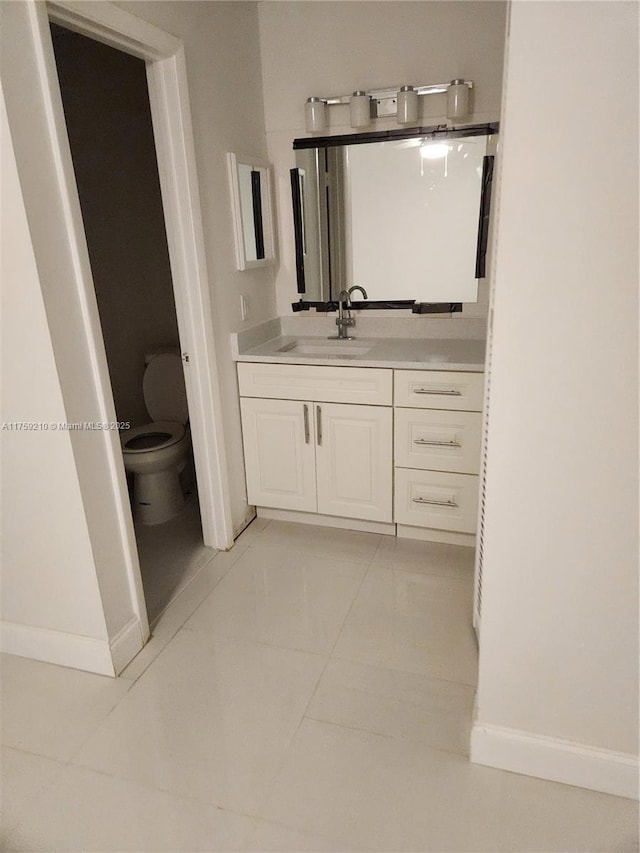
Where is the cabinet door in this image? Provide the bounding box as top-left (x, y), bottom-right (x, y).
top-left (315, 403), bottom-right (392, 523)
top-left (240, 398), bottom-right (317, 512)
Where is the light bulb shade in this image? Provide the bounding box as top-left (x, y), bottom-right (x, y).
top-left (350, 92), bottom-right (371, 128)
top-left (446, 80), bottom-right (470, 121)
top-left (305, 97), bottom-right (326, 133)
top-left (397, 86), bottom-right (418, 125)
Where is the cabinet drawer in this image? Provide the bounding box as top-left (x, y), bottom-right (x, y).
top-left (238, 362), bottom-right (392, 405)
top-left (394, 370), bottom-right (484, 411)
top-left (394, 408), bottom-right (482, 474)
top-left (394, 468), bottom-right (479, 533)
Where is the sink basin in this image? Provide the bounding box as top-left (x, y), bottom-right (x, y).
top-left (278, 340), bottom-right (373, 357)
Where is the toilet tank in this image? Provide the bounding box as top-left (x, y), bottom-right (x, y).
top-left (145, 346), bottom-right (180, 366)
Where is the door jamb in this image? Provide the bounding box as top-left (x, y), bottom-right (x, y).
top-left (46, 1), bottom-right (235, 554)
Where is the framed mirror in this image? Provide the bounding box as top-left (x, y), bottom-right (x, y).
top-left (228, 153), bottom-right (275, 271)
top-left (290, 123), bottom-right (497, 311)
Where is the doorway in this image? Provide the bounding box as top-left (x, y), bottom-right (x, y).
top-left (1, 0), bottom-right (234, 673)
top-left (49, 23), bottom-right (217, 625)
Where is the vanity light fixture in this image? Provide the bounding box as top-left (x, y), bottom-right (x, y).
top-left (303, 79), bottom-right (473, 131)
top-left (349, 91), bottom-right (371, 128)
top-left (446, 79), bottom-right (470, 121)
top-left (305, 97), bottom-right (327, 133)
top-left (397, 85), bottom-right (418, 125)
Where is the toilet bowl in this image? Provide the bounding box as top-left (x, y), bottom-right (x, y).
top-left (121, 351), bottom-right (191, 525)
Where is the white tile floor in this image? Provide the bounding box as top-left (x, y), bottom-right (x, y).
top-left (135, 497), bottom-right (211, 625)
top-left (1, 519), bottom-right (638, 852)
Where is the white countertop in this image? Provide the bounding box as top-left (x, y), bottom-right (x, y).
top-left (233, 333), bottom-right (486, 372)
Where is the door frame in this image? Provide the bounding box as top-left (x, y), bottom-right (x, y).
top-left (2, 0), bottom-right (235, 661)
top-left (46, 0), bottom-right (235, 551)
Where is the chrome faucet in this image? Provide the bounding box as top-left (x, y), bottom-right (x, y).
top-left (329, 286), bottom-right (368, 340)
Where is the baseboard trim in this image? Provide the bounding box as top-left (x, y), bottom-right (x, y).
top-left (257, 507), bottom-right (396, 535)
top-left (396, 524), bottom-right (476, 546)
top-left (470, 722), bottom-right (639, 800)
top-left (233, 507), bottom-right (257, 541)
top-left (109, 617), bottom-right (144, 675)
top-left (0, 620), bottom-right (115, 676)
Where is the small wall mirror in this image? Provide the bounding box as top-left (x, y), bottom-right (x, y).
top-left (228, 153), bottom-right (275, 271)
top-left (290, 123), bottom-right (497, 309)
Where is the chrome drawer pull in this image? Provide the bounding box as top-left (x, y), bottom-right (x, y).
top-left (413, 438), bottom-right (462, 448)
top-left (316, 405), bottom-right (322, 446)
top-left (412, 497), bottom-right (459, 509)
top-left (413, 388), bottom-right (462, 396)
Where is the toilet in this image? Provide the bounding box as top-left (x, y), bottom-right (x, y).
top-left (121, 351), bottom-right (191, 525)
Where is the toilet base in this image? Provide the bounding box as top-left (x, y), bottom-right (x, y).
top-left (133, 468), bottom-right (185, 525)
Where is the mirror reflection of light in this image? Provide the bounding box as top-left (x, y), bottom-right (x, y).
top-left (420, 141), bottom-right (451, 160)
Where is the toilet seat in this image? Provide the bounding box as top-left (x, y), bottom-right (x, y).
top-left (143, 353), bottom-right (188, 423)
top-left (122, 421), bottom-right (185, 454)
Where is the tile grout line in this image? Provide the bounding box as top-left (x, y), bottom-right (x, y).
top-left (179, 626), bottom-right (329, 666)
top-left (300, 535), bottom-right (479, 727)
top-left (123, 517), bottom-right (273, 682)
top-left (61, 520), bottom-right (311, 827)
top-left (251, 528), bottom-right (475, 830)
top-left (299, 713), bottom-right (472, 761)
top-left (244, 815), bottom-right (359, 853)
top-left (64, 683), bottom-right (137, 769)
top-left (295, 536), bottom-right (384, 724)
top-left (251, 532), bottom-right (479, 814)
top-left (299, 531), bottom-right (384, 721)
top-left (145, 545), bottom-right (220, 631)
top-left (251, 531), bottom-right (384, 823)
top-left (7, 524), bottom-right (475, 841)
top-left (7, 745), bottom-right (268, 827)
top-left (65, 522), bottom-right (275, 769)
top-left (324, 650), bottom-right (478, 690)
top-left (0, 743), bottom-right (71, 768)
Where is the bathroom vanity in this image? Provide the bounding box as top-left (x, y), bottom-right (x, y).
top-left (232, 323), bottom-right (485, 545)
top-left (230, 121), bottom-right (494, 545)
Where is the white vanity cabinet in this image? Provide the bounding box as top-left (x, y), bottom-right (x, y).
top-left (238, 363), bottom-right (393, 523)
top-left (237, 360), bottom-right (484, 540)
top-left (393, 369), bottom-right (484, 540)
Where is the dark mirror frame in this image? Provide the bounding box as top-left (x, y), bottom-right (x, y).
top-left (290, 121), bottom-right (498, 313)
top-left (250, 170), bottom-right (265, 260)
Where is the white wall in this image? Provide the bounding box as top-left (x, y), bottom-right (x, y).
top-left (257, 0), bottom-right (507, 315)
top-left (0, 0), bottom-right (274, 675)
top-left (119, 1), bottom-right (277, 531)
top-left (1, 87), bottom-right (113, 671)
top-left (473, 0), bottom-right (638, 798)
top-left (1, 1), bottom-right (150, 675)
